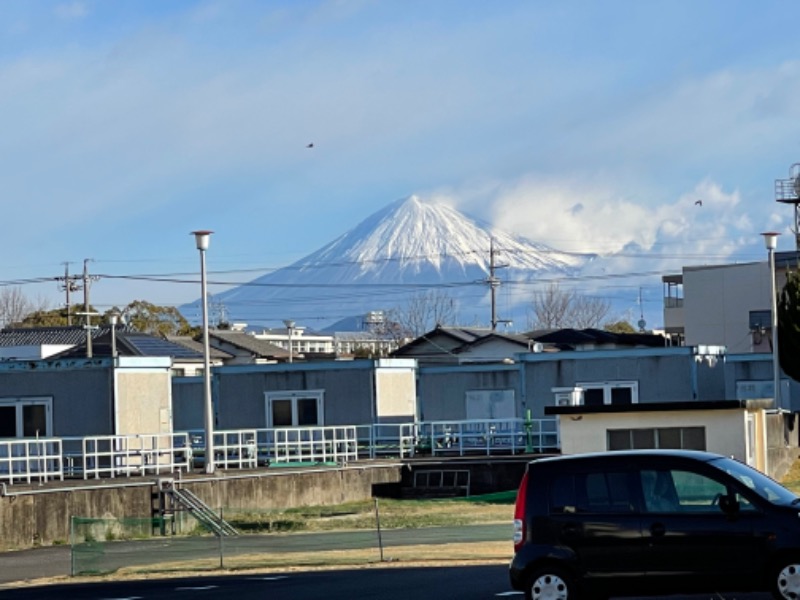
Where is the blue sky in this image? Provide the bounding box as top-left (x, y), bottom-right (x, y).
top-left (3, 0), bottom-right (800, 328)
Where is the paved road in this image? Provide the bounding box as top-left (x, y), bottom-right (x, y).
top-left (0, 564), bottom-right (773, 600)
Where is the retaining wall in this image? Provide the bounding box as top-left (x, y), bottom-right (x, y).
top-left (0, 464), bottom-right (403, 551)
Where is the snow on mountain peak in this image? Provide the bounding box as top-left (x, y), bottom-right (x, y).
top-left (298, 194), bottom-right (589, 279)
top-left (199, 194), bottom-right (595, 328)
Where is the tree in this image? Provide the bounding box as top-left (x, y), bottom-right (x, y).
top-left (14, 307), bottom-right (73, 328)
top-left (120, 300), bottom-right (197, 337)
top-left (778, 269), bottom-right (800, 383)
top-left (528, 283), bottom-right (612, 330)
top-left (0, 288), bottom-right (49, 328)
top-left (605, 320), bottom-right (637, 334)
top-left (386, 290), bottom-right (458, 339)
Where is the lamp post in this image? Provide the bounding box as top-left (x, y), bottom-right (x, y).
top-left (109, 313), bottom-right (118, 358)
top-left (283, 319), bottom-right (295, 363)
top-left (192, 230), bottom-right (215, 474)
top-left (762, 232), bottom-right (781, 410)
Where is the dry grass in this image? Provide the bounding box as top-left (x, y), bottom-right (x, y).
top-left (227, 497), bottom-right (514, 533)
top-left (781, 458), bottom-right (800, 493)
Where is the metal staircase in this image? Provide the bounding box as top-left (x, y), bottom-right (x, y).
top-left (157, 478), bottom-right (238, 537)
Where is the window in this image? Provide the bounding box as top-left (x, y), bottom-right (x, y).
top-left (608, 427), bottom-right (706, 451)
top-left (578, 381), bottom-right (638, 406)
top-left (550, 470), bottom-right (633, 514)
top-left (640, 468), bottom-right (751, 513)
top-left (0, 397), bottom-right (52, 438)
top-left (265, 390), bottom-right (324, 427)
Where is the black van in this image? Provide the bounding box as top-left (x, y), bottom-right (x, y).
top-left (509, 449), bottom-right (800, 600)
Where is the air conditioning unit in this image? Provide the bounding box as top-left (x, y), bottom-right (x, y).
top-left (552, 387), bottom-right (584, 407)
top-left (555, 393), bottom-right (575, 407)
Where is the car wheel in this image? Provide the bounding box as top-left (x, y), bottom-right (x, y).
top-left (526, 566), bottom-right (575, 600)
top-left (773, 559), bottom-right (800, 600)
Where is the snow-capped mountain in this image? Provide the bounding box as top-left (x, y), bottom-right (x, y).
top-left (182, 195), bottom-right (595, 330)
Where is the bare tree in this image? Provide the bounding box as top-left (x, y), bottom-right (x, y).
top-left (387, 290), bottom-right (458, 339)
top-left (0, 287), bottom-right (48, 328)
top-left (528, 283), bottom-right (611, 330)
top-left (570, 293), bottom-right (612, 329)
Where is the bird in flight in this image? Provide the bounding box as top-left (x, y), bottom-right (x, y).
top-left (306, 143), bottom-right (314, 148)
top-left (695, 199), bottom-right (702, 206)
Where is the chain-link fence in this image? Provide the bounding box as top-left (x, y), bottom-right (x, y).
top-left (70, 499), bottom-right (512, 577)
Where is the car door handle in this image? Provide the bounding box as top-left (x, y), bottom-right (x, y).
top-left (649, 522), bottom-right (666, 537)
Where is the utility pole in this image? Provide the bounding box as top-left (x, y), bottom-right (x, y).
top-left (81, 259), bottom-right (99, 358)
top-left (57, 262), bottom-right (82, 326)
top-left (487, 238), bottom-right (511, 331)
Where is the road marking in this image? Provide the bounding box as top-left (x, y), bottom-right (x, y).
top-left (249, 576), bottom-right (289, 581)
top-left (175, 586), bottom-right (218, 591)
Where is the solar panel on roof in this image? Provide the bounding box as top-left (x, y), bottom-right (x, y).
top-left (124, 335), bottom-right (203, 358)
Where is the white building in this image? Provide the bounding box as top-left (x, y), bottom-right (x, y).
top-left (662, 253), bottom-right (792, 354)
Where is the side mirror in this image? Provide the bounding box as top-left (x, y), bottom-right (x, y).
top-left (719, 494), bottom-right (740, 515)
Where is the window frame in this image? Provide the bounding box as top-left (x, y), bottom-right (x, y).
top-left (577, 380), bottom-right (639, 406)
top-left (264, 390), bottom-right (325, 428)
top-left (0, 397), bottom-right (53, 438)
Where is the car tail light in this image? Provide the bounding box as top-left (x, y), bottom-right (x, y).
top-left (513, 470), bottom-right (529, 552)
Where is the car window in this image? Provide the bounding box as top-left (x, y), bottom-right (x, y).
top-left (710, 456), bottom-right (798, 505)
top-left (641, 468), bottom-right (755, 513)
top-left (550, 470), bottom-right (633, 514)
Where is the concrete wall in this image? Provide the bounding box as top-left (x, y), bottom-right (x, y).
top-left (0, 465), bottom-right (402, 551)
top-left (683, 262), bottom-right (769, 354)
top-left (558, 409), bottom-right (750, 461)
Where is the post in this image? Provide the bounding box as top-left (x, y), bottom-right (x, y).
top-left (109, 313), bottom-right (118, 358)
top-left (284, 319), bottom-right (295, 363)
top-left (762, 232), bottom-right (781, 410)
top-left (83, 259), bottom-right (92, 358)
top-left (193, 230), bottom-right (215, 474)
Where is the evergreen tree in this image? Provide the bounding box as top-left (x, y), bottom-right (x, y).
top-left (778, 270), bottom-right (800, 383)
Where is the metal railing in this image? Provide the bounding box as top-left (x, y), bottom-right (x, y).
top-left (0, 417), bottom-right (560, 485)
top-left (82, 433), bottom-right (192, 479)
top-left (0, 438), bottom-right (64, 484)
top-left (417, 418), bottom-right (559, 456)
top-left (269, 425), bottom-right (358, 464)
top-left (356, 423), bottom-right (418, 459)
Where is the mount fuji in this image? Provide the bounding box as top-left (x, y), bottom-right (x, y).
top-left (183, 195), bottom-right (596, 331)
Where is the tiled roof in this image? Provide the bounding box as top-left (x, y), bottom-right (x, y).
top-left (208, 331), bottom-right (290, 358)
top-left (0, 326), bottom-right (128, 347)
top-left (167, 336), bottom-right (233, 360)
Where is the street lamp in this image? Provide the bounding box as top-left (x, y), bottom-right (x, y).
top-left (762, 232), bottom-right (781, 410)
top-left (109, 313), bottom-right (119, 358)
top-left (283, 319), bottom-right (295, 363)
top-left (192, 230), bottom-right (215, 474)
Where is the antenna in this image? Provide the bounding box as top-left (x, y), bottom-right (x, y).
top-left (637, 287), bottom-right (647, 332)
top-left (774, 162), bottom-right (800, 251)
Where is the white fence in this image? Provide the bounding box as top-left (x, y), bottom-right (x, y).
top-left (0, 438), bottom-right (64, 484)
top-left (81, 433), bottom-right (192, 479)
top-left (0, 418), bottom-right (559, 485)
top-left (418, 418), bottom-right (559, 456)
